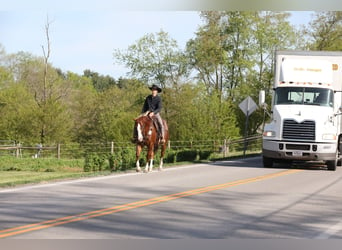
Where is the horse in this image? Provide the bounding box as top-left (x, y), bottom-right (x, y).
top-left (133, 115), bottom-right (169, 173)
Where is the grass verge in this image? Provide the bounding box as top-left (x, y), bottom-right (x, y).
top-left (0, 151), bottom-right (261, 188)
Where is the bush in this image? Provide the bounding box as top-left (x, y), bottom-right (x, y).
top-left (164, 149), bottom-right (177, 164)
top-left (108, 152), bottom-right (122, 172)
top-left (109, 147), bottom-right (136, 172)
top-left (198, 150), bottom-right (212, 160)
top-left (176, 150), bottom-right (198, 162)
top-left (84, 153), bottom-right (108, 172)
top-left (85, 148), bottom-right (214, 172)
top-left (120, 148), bottom-right (136, 171)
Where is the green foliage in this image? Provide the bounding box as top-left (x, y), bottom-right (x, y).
top-left (113, 30), bottom-right (187, 88)
top-left (163, 149), bottom-right (212, 163)
top-left (304, 11), bottom-right (342, 51)
top-left (108, 147), bottom-right (136, 172)
top-left (0, 156), bottom-right (84, 172)
top-left (83, 69), bottom-right (117, 91)
top-left (1, 12), bottom-right (340, 147)
top-left (164, 149), bottom-right (177, 164)
top-left (84, 153), bottom-right (108, 172)
top-left (198, 150), bottom-right (212, 160)
top-left (176, 150), bottom-right (198, 162)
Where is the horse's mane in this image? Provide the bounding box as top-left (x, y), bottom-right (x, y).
top-left (135, 115), bottom-right (148, 122)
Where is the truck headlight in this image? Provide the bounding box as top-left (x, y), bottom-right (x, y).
top-left (263, 131), bottom-right (276, 137)
top-left (322, 134), bottom-right (336, 140)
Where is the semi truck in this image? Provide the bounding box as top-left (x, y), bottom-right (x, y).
top-left (261, 50), bottom-right (342, 171)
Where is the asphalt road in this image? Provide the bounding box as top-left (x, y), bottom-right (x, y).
top-left (1, 156), bottom-right (342, 239)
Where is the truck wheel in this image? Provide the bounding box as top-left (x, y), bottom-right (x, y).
top-left (327, 148), bottom-right (338, 171)
top-left (338, 137), bottom-right (342, 166)
top-left (326, 159), bottom-right (337, 171)
top-left (263, 156), bottom-right (273, 168)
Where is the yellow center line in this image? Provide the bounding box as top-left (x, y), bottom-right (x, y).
top-left (0, 169), bottom-right (301, 238)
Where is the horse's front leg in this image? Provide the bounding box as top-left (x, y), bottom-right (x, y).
top-left (144, 159), bottom-right (154, 173)
top-left (136, 144), bottom-right (142, 172)
top-left (144, 145), bottom-right (154, 173)
top-left (159, 158), bottom-right (163, 171)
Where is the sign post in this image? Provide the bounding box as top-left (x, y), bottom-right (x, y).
top-left (238, 96), bottom-right (257, 157)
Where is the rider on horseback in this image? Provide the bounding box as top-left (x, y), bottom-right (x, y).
top-left (132, 84), bottom-right (165, 144)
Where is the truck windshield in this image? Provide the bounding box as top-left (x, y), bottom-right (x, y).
top-left (274, 87), bottom-right (333, 107)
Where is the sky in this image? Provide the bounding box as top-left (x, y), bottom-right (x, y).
top-left (0, 9), bottom-right (315, 79)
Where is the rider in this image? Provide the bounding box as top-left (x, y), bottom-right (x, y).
top-left (133, 84), bottom-right (165, 143)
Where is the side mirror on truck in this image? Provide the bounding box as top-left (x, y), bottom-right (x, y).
top-left (259, 90), bottom-right (272, 117)
top-left (259, 90), bottom-right (265, 106)
top-left (259, 90), bottom-right (268, 109)
top-left (335, 106), bottom-right (342, 117)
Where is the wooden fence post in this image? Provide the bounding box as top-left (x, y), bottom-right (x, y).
top-left (227, 139), bottom-right (230, 156)
top-left (16, 143), bottom-right (20, 158)
top-left (57, 144), bottom-right (61, 159)
top-left (111, 141), bottom-right (114, 154)
top-left (223, 139), bottom-right (227, 158)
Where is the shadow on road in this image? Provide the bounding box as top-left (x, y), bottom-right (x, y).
top-left (208, 155), bottom-right (335, 171)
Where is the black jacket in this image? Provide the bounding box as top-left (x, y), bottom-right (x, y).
top-left (142, 95), bottom-right (162, 114)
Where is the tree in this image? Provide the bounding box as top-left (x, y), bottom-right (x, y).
top-left (0, 84), bottom-right (37, 142)
top-left (166, 83), bottom-right (239, 141)
top-left (186, 12), bottom-right (226, 98)
top-left (1, 20), bottom-right (73, 144)
top-left (113, 30), bottom-right (188, 89)
top-left (61, 72), bottom-right (96, 143)
top-left (83, 69), bottom-right (117, 91)
top-left (85, 79), bottom-right (148, 142)
top-left (304, 11), bottom-right (342, 51)
top-left (114, 30), bottom-right (190, 123)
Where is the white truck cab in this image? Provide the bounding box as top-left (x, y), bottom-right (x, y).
top-left (262, 51), bottom-right (342, 171)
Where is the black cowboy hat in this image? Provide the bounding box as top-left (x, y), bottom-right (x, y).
top-left (149, 84), bottom-right (162, 93)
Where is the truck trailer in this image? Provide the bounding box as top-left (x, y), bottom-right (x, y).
top-left (262, 50), bottom-right (342, 171)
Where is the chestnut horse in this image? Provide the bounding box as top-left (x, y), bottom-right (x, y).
top-left (133, 115), bottom-right (169, 172)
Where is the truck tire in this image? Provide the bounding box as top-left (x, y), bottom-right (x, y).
top-left (326, 160), bottom-right (337, 171)
top-left (263, 156), bottom-right (273, 168)
top-left (327, 148), bottom-right (338, 171)
top-left (338, 136), bottom-right (342, 166)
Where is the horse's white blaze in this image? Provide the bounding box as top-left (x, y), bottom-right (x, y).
top-left (137, 123), bottom-right (143, 142)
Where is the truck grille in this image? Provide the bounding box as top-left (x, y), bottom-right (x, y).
top-left (282, 119), bottom-right (315, 141)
